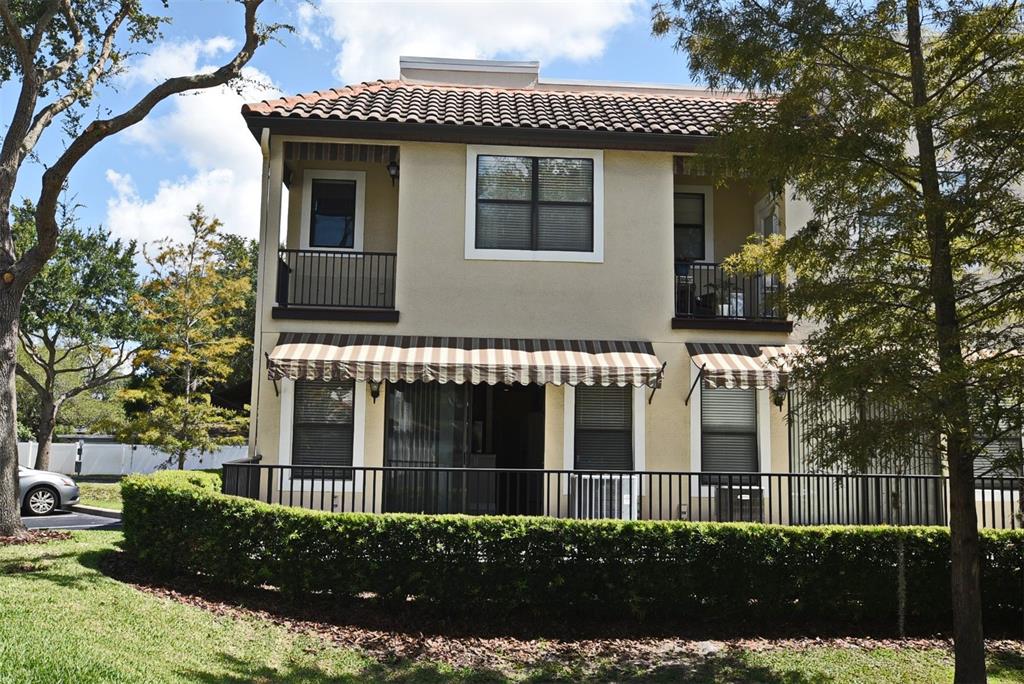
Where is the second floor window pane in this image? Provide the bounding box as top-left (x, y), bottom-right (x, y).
top-left (476, 154), bottom-right (594, 252)
top-left (674, 192), bottom-right (705, 262)
top-left (310, 179), bottom-right (356, 248)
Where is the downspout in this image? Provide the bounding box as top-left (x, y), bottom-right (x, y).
top-left (247, 127), bottom-right (272, 458)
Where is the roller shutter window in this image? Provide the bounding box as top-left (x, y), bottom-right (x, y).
top-left (701, 387), bottom-right (758, 478)
top-left (292, 379), bottom-right (355, 477)
top-left (574, 385), bottom-right (633, 471)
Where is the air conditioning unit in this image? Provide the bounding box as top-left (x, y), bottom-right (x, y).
top-left (570, 474), bottom-right (640, 520)
top-left (716, 486), bottom-right (763, 522)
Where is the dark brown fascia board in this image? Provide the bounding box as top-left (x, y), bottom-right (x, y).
top-left (244, 115), bottom-right (712, 153)
top-left (671, 317), bottom-right (794, 333)
top-left (272, 307), bottom-right (400, 322)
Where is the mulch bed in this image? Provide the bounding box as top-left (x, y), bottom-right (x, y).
top-left (96, 551), bottom-right (1024, 675)
top-left (0, 530), bottom-right (71, 546)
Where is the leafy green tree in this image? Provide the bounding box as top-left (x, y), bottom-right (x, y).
top-left (653, 1), bottom-right (1024, 679)
top-left (212, 234), bottom-right (257, 411)
top-left (0, 0), bottom-right (279, 541)
top-left (118, 207), bottom-right (250, 469)
top-left (16, 347), bottom-right (126, 440)
top-left (13, 201), bottom-right (138, 469)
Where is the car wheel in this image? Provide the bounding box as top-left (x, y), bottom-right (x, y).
top-left (24, 486), bottom-right (59, 516)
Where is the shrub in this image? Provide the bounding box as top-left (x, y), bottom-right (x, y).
top-left (121, 473), bottom-right (1024, 632)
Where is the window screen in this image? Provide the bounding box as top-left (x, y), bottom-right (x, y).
top-left (309, 179), bottom-right (356, 248)
top-left (674, 192), bottom-right (705, 261)
top-left (292, 379), bottom-right (355, 477)
top-left (476, 155), bottom-right (593, 252)
top-left (574, 385), bottom-right (632, 470)
top-left (701, 387), bottom-right (757, 482)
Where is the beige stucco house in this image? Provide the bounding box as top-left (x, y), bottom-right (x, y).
top-left (236, 57), bottom-right (981, 526)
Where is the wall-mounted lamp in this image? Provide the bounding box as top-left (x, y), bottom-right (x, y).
top-left (386, 160), bottom-right (400, 186)
top-left (770, 387), bottom-right (787, 410)
top-left (368, 380), bottom-right (382, 403)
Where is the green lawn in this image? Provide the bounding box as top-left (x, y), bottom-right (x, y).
top-left (1, 531), bottom-right (1022, 683)
top-left (76, 482), bottom-right (122, 511)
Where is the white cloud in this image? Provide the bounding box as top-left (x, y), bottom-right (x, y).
top-left (303, 0), bottom-right (641, 83)
top-left (105, 41), bottom-right (280, 246)
top-left (123, 36), bottom-right (237, 85)
top-left (105, 168), bottom-right (262, 248)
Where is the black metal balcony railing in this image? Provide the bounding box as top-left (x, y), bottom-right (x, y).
top-left (221, 462), bottom-right (1024, 530)
top-left (675, 262), bottom-right (784, 320)
top-left (277, 249), bottom-right (396, 309)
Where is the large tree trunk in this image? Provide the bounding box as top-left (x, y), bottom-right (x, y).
top-left (905, 1), bottom-right (986, 680)
top-left (948, 442), bottom-right (985, 680)
top-left (32, 397), bottom-right (58, 471)
top-left (0, 290), bottom-right (27, 538)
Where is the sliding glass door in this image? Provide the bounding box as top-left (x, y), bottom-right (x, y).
top-left (384, 381), bottom-right (471, 513)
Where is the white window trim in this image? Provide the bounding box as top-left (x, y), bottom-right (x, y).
top-left (675, 184), bottom-right (715, 263)
top-left (299, 169), bottom-right (366, 251)
top-left (754, 193), bottom-right (780, 236)
top-left (561, 385), bottom-right (646, 493)
top-left (465, 144), bottom-right (604, 263)
top-left (278, 378), bottom-right (366, 492)
top-left (689, 362), bottom-right (772, 496)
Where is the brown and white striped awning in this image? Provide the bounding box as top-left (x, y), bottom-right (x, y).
top-left (686, 342), bottom-right (804, 389)
top-left (268, 333), bottom-right (664, 388)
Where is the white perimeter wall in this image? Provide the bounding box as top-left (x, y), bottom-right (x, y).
top-left (17, 442), bottom-right (247, 476)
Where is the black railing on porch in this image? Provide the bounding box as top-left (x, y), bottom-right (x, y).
top-left (277, 248), bottom-right (396, 309)
top-left (675, 262), bottom-right (784, 320)
top-left (221, 463), bottom-right (1024, 529)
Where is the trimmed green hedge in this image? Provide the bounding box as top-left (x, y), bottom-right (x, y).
top-left (122, 471), bottom-right (1024, 631)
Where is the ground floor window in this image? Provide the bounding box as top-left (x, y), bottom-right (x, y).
top-left (574, 385), bottom-right (633, 470)
top-left (701, 386), bottom-right (757, 482)
top-left (292, 379), bottom-right (355, 476)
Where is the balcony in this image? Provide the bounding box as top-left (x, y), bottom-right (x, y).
top-left (273, 248), bottom-right (399, 322)
top-left (221, 461), bottom-right (1024, 530)
top-left (672, 262), bottom-right (791, 332)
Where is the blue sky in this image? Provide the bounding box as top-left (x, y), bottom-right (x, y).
top-left (5, 0), bottom-right (696, 248)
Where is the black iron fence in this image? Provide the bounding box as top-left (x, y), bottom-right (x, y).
top-left (675, 262), bottom-right (783, 320)
top-left (277, 248), bottom-right (396, 309)
top-left (220, 462), bottom-right (1024, 529)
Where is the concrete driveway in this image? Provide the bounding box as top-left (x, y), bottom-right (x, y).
top-left (22, 510), bottom-right (122, 531)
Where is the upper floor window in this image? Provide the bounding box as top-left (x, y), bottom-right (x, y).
top-left (300, 170), bottom-right (366, 250)
top-left (674, 192), bottom-right (706, 262)
top-left (466, 145), bottom-right (604, 262)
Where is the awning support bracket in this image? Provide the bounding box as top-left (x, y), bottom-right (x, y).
top-left (684, 363), bottom-right (706, 406)
top-left (264, 352), bottom-right (279, 397)
top-left (647, 362), bottom-right (668, 404)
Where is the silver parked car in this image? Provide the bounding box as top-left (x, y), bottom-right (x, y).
top-left (18, 466), bottom-right (80, 515)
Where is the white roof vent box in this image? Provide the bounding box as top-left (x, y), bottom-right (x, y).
top-left (399, 56), bottom-right (540, 89)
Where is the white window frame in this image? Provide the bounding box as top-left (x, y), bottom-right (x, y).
top-left (465, 144), bottom-right (604, 263)
top-left (674, 184), bottom-right (714, 263)
top-left (689, 362), bottom-right (772, 496)
top-left (754, 193), bottom-right (780, 237)
top-left (561, 385), bottom-right (646, 493)
top-left (300, 169), bottom-right (366, 251)
top-left (278, 378), bottom-right (366, 492)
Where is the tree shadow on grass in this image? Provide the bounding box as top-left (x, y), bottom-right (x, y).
top-left (0, 549), bottom-right (109, 590)
top-left (990, 650), bottom-right (1024, 682)
top-left (175, 649), bottom-right (832, 684)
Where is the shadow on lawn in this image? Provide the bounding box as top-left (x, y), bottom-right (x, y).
top-left (176, 650), bottom-right (829, 684)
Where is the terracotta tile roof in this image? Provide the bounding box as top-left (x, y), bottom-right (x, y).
top-left (242, 80), bottom-right (751, 138)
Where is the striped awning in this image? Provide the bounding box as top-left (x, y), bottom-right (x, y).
top-left (268, 333), bottom-right (664, 388)
top-left (686, 342), bottom-right (804, 389)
